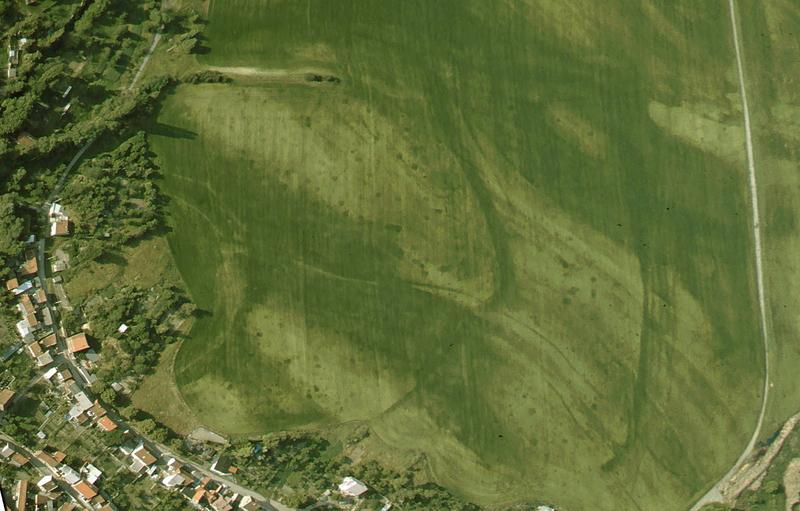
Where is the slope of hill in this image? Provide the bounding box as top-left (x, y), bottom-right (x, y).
top-left (150, 1), bottom-right (765, 509)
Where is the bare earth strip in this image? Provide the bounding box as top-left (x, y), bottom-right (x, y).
top-left (783, 458), bottom-right (800, 511)
top-left (206, 65), bottom-right (337, 83)
top-left (690, 1), bottom-right (772, 509)
top-left (720, 413), bottom-right (800, 502)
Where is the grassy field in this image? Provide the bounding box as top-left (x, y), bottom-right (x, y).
top-left (149, 1), bottom-right (769, 510)
top-left (736, 1), bottom-right (800, 443)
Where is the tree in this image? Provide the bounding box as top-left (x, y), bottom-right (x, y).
top-left (100, 387), bottom-right (118, 404)
top-left (0, 194), bottom-right (24, 277)
top-left (762, 479), bottom-right (782, 494)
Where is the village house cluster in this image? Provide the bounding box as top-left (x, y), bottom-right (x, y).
top-left (0, 219), bottom-right (280, 510)
top-left (0, 441), bottom-right (113, 511)
top-left (0, 206), bottom-right (394, 511)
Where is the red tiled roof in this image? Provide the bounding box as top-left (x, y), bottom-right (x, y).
top-left (97, 416), bottom-right (117, 432)
top-left (67, 333), bottom-right (90, 353)
top-left (72, 480), bottom-right (97, 500)
top-left (132, 446), bottom-right (157, 466)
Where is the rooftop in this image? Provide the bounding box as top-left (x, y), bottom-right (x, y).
top-left (71, 480), bottom-right (97, 500)
top-left (66, 333), bottom-right (90, 353)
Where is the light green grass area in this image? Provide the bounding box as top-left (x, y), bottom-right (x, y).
top-left (63, 237), bottom-right (179, 302)
top-left (737, 1), bottom-right (800, 440)
top-left (131, 341), bottom-right (200, 436)
top-left (150, 2), bottom-right (769, 510)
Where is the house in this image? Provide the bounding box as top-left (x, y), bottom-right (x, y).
top-left (11, 280), bottom-right (33, 295)
top-left (37, 475), bottom-right (57, 493)
top-left (15, 479), bottom-right (28, 511)
top-left (339, 477), bottom-right (368, 498)
top-left (161, 472), bottom-right (186, 488)
top-left (0, 389), bottom-right (15, 411)
top-left (52, 451), bottom-right (66, 464)
top-left (84, 350), bottom-right (100, 364)
top-left (42, 307), bottom-right (53, 326)
top-left (18, 256), bottom-right (37, 276)
top-left (57, 368), bottom-right (73, 382)
top-left (117, 324), bottom-right (128, 334)
top-left (39, 333), bottom-right (57, 349)
top-left (43, 367), bottom-right (59, 380)
top-left (210, 496), bottom-right (233, 511)
top-left (18, 294), bottom-right (34, 315)
top-left (36, 352), bottom-right (54, 367)
top-left (5, 278), bottom-right (19, 291)
top-left (0, 444), bottom-right (14, 459)
top-left (26, 341), bottom-right (43, 358)
top-left (33, 451), bottom-right (59, 469)
top-left (48, 203), bottom-right (62, 219)
top-left (66, 333), bottom-right (89, 354)
top-left (50, 219), bottom-right (70, 237)
top-left (52, 260), bottom-right (66, 273)
top-left (59, 466), bottom-right (80, 485)
top-left (97, 416), bottom-right (118, 432)
top-left (34, 288), bottom-right (47, 304)
top-left (210, 456), bottom-right (233, 476)
top-left (73, 392), bottom-right (93, 413)
top-left (238, 496), bottom-right (272, 511)
top-left (81, 464), bottom-right (102, 484)
top-left (10, 452), bottom-right (29, 468)
top-left (0, 343), bottom-right (20, 362)
top-left (71, 480), bottom-right (97, 501)
top-left (1, 445), bottom-right (29, 468)
top-left (129, 445), bottom-right (157, 472)
top-left (16, 319), bottom-right (31, 338)
top-left (191, 489), bottom-right (206, 506)
top-left (34, 494), bottom-right (55, 507)
top-left (88, 401), bottom-right (106, 418)
top-left (24, 313), bottom-right (38, 330)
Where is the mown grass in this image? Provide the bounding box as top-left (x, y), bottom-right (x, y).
top-left (149, 1), bottom-right (768, 510)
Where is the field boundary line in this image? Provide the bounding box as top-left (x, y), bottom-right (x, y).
top-left (690, 1), bottom-right (771, 509)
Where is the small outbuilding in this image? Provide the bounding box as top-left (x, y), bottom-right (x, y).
top-left (339, 476), bottom-right (368, 498)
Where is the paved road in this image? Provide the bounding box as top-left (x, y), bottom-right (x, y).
top-left (690, 1), bottom-right (771, 509)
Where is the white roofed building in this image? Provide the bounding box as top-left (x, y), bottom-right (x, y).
top-left (339, 476), bottom-right (368, 498)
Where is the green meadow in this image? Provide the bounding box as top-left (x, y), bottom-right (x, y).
top-left (149, 1), bottom-right (773, 509)
top-left (738, 1), bottom-right (800, 437)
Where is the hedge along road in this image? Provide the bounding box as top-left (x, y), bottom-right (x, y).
top-left (690, 1), bottom-right (771, 509)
